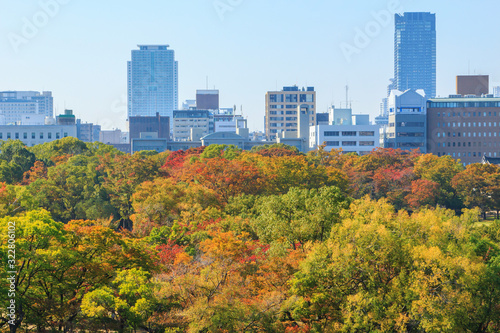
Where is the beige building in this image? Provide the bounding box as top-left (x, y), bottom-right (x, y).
top-left (265, 86), bottom-right (316, 140)
top-left (173, 110), bottom-right (211, 141)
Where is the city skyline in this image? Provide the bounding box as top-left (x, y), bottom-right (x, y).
top-left (1, 0), bottom-right (499, 131)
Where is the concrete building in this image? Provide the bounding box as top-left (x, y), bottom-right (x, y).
top-left (129, 112), bottom-right (170, 140)
top-left (265, 86), bottom-right (316, 140)
top-left (0, 91), bottom-right (53, 124)
top-left (173, 110), bottom-right (211, 141)
top-left (213, 111), bottom-right (247, 133)
top-left (384, 89), bottom-right (427, 153)
top-left (56, 109), bottom-right (76, 126)
top-left (316, 113), bottom-right (329, 125)
top-left (395, 12), bottom-right (436, 98)
top-left (127, 45), bottom-right (178, 125)
top-left (427, 95), bottom-right (500, 165)
top-left (493, 86), bottom-right (500, 98)
top-left (100, 129), bottom-right (123, 145)
top-left (77, 120), bottom-right (101, 143)
top-left (182, 99), bottom-right (197, 110)
top-left (457, 75), bottom-right (489, 97)
top-left (196, 90), bottom-right (219, 110)
top-left (311, 107), bottom-right (380, 155)
top-left (0, 123), bottom-right (76, 147)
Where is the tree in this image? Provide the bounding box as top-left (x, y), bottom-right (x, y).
top-left (0, 210), bottom-right (65, 332)
top-left (176, 157), bottom-right (266, 205)
top-left (253, 186), bottom-right (350, 249)
top-left (414, 154), bottom-right (464, 210)
top-left (0, 140), bottom-right (36, 184)
top-left (81, 268), bottom-right (156, 333)
top-left (452, 163), bottom-right (500, 219)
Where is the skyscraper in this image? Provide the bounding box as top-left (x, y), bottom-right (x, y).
top-left (127, 45), bottom-right (178, 124)
top-left (394, 12), bottom-right (436, 98)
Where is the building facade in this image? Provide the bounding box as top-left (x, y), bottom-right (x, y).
top-left (0, 91), bottom-right (53, 124)
top-left (127, 45), bottom-right (178, 123)
top-left (0, 125), bottom-right (76, 147)
top-left (196, 90), bottom-right (219, 110)
top-left (384, 89), bottom-right (427, 153)
top-left (311, 107), bottom-right (380, 155)
top-left (265, 86), bottom-right (316, 140)
top-left (427, 96), bottom-right (500, 165)
top-left (129, 112), bottom-right (170, 140)
top-left (173, 110), bottom-right (211, 141)
top-left (456, 75), bottom-right (489, 97)
top-left (394, 12), bottom-right (436, 98)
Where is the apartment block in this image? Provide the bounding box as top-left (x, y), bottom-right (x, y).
top-left (265, 86), bottom-right (316, 140)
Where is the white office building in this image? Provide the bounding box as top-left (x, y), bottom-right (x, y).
top-left (0, 123), bottom-right (76, 147)
top-left (310, 108), bottom-right (380, 155)
top-left (0, 91), bottom-right (53, 124)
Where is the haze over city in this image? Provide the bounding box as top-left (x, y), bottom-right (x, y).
top-left (1, 0), bottom-right (499, 131)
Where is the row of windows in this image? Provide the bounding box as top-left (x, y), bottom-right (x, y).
top-left (269, 94), bottom-right (315, 103)
top-left (436, 141), bottom-right (499, 148)
top-left (324, 131), bottom-right (375, 137)
top-left (436, 111), bottom-right (498, 117)
top-left (437, 122), bottom-right (497, 128)
top-left (269, 110), bottom-right (314, 115)
top-left (389, 122), bottom-right (425, 127)
top-left (437, 152), bottom-right (499, 158)
top-left (436, 132), bottom-right (499, 138)
top-left (429, 102), bottom-right (500, 108)
top-left (0, 132), bottom-right (67, 140)
top-left (324, 141), bottom-right (375, 147)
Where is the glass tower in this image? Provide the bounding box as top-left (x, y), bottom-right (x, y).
top-left (394, 12), bottom-right (436, 98)
top-left (127, 45), bottom-right (178, 123)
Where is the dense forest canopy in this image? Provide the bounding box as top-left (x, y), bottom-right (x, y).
top-left (1, 138), bottom-right (500, 332)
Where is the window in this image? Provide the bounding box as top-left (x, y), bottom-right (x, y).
top-left (324, 131), bottom-right (339, 136)
top-left (325, 141), bottom-right (339, 146)
top-left (342, 131), bottom-right (356, 136)
top-left (40, 133), bottom-right (44, 139)
top-left (398, 132), bottom-right (424, 137)
top-left (359, 141), bottom-right (375, 146)
top-left (0, 133), bottom-right (2, 139)
top-left (342, 141), bottom-right (357, 146)
top-left (359, 131), bottom-right (375, 136)
top-left (32, 132), bottom-right (35, 139)
top-left (64, 132), bottom-right (68, 138)
top-left (397, 142), bottom-right (424, 147)
top-left (15, 133), bottom-right (19, 139)
top-left (397, 122), bottom-right (424, 127)
top-left (48, 132), bottom-right (52, 139)
top-left (23, 133), bottom-right (27, 139)
top-left (7, 133), bottom-right (11, 139)
top-left (56, 133), bottom-right (60, 139)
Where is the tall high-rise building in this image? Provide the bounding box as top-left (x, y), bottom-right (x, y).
top-left (394, 12), bottom-right (436, 98)
top-left (127, 45), bottom-right (178, 124)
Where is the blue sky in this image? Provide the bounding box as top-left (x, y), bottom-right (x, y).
top-left (0, 0), bottom-right (499, 131)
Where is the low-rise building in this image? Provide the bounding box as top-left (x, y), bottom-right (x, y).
top-left (311, 107), bottom-right (380, 155)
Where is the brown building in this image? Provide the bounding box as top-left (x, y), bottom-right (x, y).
top-left (129, 112), bottom-right (170, 140)
top-left (196, 90), bottom-right (219, 110)
top-left (456, 75), bottom-right (489, 96)
top-left (265, 86), bottom-right (316, 140)
top-left (427, 96), bottom-right (500, 165)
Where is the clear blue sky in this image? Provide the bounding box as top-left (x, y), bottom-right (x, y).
top-left (0, 0), bottom-right (499, 131)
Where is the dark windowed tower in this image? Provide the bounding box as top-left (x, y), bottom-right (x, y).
top-left (394, 12), bottom-right (436, 98)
